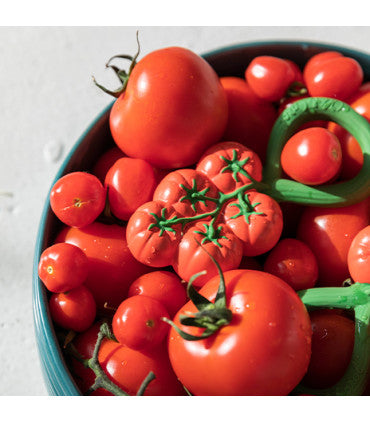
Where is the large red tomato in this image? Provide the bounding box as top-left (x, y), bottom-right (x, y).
top-left (109, 47), bottom-right (228, 168)
top-left (167, 269), bottom-right (312, 395)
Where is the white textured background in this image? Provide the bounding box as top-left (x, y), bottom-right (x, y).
top-left (1, 26), bottom-right (370, 396)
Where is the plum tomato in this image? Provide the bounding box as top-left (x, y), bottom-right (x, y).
top-left (297, 198), bottom-right (370, 286)
top-left (301, 310), bottom-right (355, 389)
top-left (112, 295), bottom-right (170, 351)
top-left (71, 323), bottom-right (186, 396)
top-left (92, 147), bottom-right (126, 183)
top-left (245, 56), bottom-right (297, 102)
top-left (196, 141), bottom-right (263, 195)
top-left (263, 238), bottom-right (319, 291)
top-left (173, 221), bottom-right (243, 288)
top-left (347, 225), bottom-right (370, 283)
top-left (126, 200), bottom-right (182, 268)
top-left (167, 269), bottom-right (312, 395)
top-left (303, 51), bottom-right (363, 101)
top-left (56, 222), bottom-right (149, 310)
top-left (127, 270), bottom-right (187, 318)
top-left (219, 77), bottom-right (277, 161)
top-left (38, 242), bottom-right (89, 293)
top-left (281, 127), bottom-right (342, 186)
top-left (105, 157), bottom-right (158, 221)
top-left (223, 191), bottom-right (283, 256)
top-left (49, 285), bottom-right (96, 332)
top-left (109, 46), bottom-right (228, 169)
top-left (153, 168), bottom-right (219, 219)
top-left (50, 172), bottom-right (106, 228)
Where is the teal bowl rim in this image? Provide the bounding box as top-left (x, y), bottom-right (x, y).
top-left (32, 39), bottom-right (370, 396)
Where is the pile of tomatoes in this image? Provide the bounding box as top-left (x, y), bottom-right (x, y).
top-left (37, 43), bottom-right (370, 396)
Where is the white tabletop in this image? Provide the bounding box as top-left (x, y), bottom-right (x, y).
top-left (1, 26), bottom-right (369, 396)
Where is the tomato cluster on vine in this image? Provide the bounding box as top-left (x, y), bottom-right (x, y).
top-left (37, 43), bottom-right (370, 396)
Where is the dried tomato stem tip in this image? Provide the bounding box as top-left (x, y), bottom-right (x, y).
top-left (297, 282), bottom-right (370, 396)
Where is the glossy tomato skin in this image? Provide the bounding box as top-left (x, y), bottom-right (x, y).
top-left (224, 191), bottom-right (283, 256)
top-left (219, 77), bottom-right (277, 161)
top-left (38, 242), bottom-right (89, 293)
top-left (297, 199), bottom-right (370, 286)
top-left (105, 157), bottom-right (157, 221)
top-left (167, 269), bottom-right (312, 396)
top-left (263, 238), bottom-right (318, 291)
top-left (196, 141), bottom-right (263, 194)
top-left (173, 222), bottom-right (243, 287)
top-left (303, 51), bottom-right (363, 101)
top-left (126, 200), bottom-right (182, 267)
top-left (56, 222), bottom-right (149, 310)
top-left (110, 47), bottom-right (228, 169)
top-left (50, 172), bottom-right (106, 228)
top-left (281, 127), bottom-right (342, 186)
top-left (245, 56), bottom-right (297, 102)
top-left (302, 310), bottom-right (355, 389)
top-left (92, 147), bottom-right (126, 183)
top-left (71, 323), bottom-right (186, 396)
top-left (347, 225), bottom-right (370, 283)
top-left (127, 270), bottom-right (187, 318)
top-left (49, 285), bottom-right (96, 332)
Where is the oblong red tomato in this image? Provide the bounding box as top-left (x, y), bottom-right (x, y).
top-left (109, 47), bottom-right (228, 168)
top-left (347, 225), bottom-right (370, 283)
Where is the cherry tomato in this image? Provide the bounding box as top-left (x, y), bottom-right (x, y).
top-left (297, 198), bottom-right (370, 286)
top-left (50, 172), bottom-right (106, 228)
top-left (263, 238), bottom-right (319, 291)
top-left (128, 270), bottom-right (187, 318)
top-left (71, 323), bottom-right (186, 396)
top-left (245, 56), bottom-right (297, 102)
top-left (281, 127), bottom-right (342, 185)
top-left (126, 200), bottom-right (183, 268)
top-left (196, 141), bottom-right (263, 195)
top-left (109, 47), bottom-right (228, 169)
top-left (153, 169), bottom-right (219, 219)
top-left (49, 285), bottom-right (96, 332)
top-left (112, 295), bottom-right (170, 351)
top-left (92, 147), bottom-right (125, 183)
top-left (167, 269), bottom-right (312, 395)
top-left (173, 221), bottom-right (243, 287)
top-left (303, 51), bottom-right (363, 101)
top-left (302, 310), bottom-right (355, 389)
top-left (105, 157), bottom-right (157, 221)
top-left (224, 191), bottom-right (283, 256)
top-left (38, 242), bottom-right (88, 293)
top-left (56, 222), bottom-right (149, 310)
top-left (219, 77), bottom-right (277, 161)
top-left (347, 225), bottom-right (370, 283)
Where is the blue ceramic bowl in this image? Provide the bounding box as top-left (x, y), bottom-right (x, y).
top-left (33, 40), bottom-right (370, 395)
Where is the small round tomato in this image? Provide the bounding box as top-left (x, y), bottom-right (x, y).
top-left (196, 141), bottom-right (263, 194)
top-left (219, 77), bottom-right (277, 161)
top-left (112, 295), bottom-right (170, 351)
top-left (281, 127), bottom-right (342, 185)
top-left (173, 221), bottom-right (243, 287)
top-left (71, 323), bottom-right (186, 396)
top-left (303, 51), bottom-right (363, 101)
top-left (302, 310), bottom-right (355, 389)
top-left (263, 238), bottom-right (319, 291)
top-left (92, 147), bottom-right (125, 183)
top-left (153, 169), bottom-right (219, 219)
top-left (105, 157), bottom-right (157, 221)
top-left (347, 225), bottom-right (370, 283)
top-left (56, 222), bottom-right (149, 310)
top-left (109, 46), bottom-right (228, 169)
top-left (128, 270), bottom-right (187, 318)
top-left (224, 191), bottom-right (283, 256)
top-left (50, 172), bottom-right (106, 228)
top-left (126, 200), bottom-right (182, 268)
top-left (38, 242), bottom-right (88, 293)
top-left (245, 56), bottom-right (297, 102)
top-left (167, 269), bottom-right (312, 396)
top-left (49, 285), bottom-right (96, 332)
top-left (297, 198), bottom-right (370, 286)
